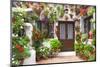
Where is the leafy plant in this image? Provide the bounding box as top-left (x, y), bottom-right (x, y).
top-left (49, 39), bottom-right (61, 56)
top-left (76, 33), bottom-right (81, 43)
top-left (12, 8), bottom-right (26, 35)
top-left (75, 26), bottom-right (80, 32)
top-left (48, 5), bottom-right (64, 23)
top-left (75, 43), bottom-right (80, 53)
top-left (75, 42), bottom-right (95, 60)
top-left (12, 36), bottom-right (31, 65)
top-left (75, 43), bottom-right (84, 55)
top-left (32, 27), bottom-right (43, 49)
top-left (12, 8), bottom-right (31, 65)
top-left (87, 7), bottom-right (95, 16)
top-left (83, 50), bottom-right (90, 58)
top-left (35, 39), bottom-right (61, 60)
top-left (36, 46), bottom-right (50, 60)
top-left (88, 55), bottom-right (95, 61)
top-left (81, 33), bottom-right (88, 42)
top-left (84, 45), bottom-right (94, 52)
top-left (92, 38), bottom-right (96, 46)
top-left (49, 39), bottom-right (61, 50)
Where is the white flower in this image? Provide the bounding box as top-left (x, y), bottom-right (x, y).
top-left (15, 34), bottom-right (18, 37)
top-left (12, 33), bottom-right (15, 37)
top-left (20, 26), bottom-right (23, 29)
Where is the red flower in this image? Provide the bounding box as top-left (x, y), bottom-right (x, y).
top-left (19, 47), bottom-right (24, 53)
top-left (15, 44), bottom-right (24, 53)
top-left (80, 8), bottom-right (87, 16)
top-left (15, 44), bottom-right (21, 49)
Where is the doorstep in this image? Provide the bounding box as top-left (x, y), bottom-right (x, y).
top-left (57, 51), bottom-right (76, 56)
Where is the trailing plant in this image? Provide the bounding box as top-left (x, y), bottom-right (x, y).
top-left (76, 33), bottom-right (82, 43)
top-left (12, 8), bottom-right (31, 65)
top-left (12, 36), bottom-right (31, 65)
top-left (81, 33), bottom-right (88, 42)
top-left (32, 27), bottom-right (43, 49)
top-left (87, 7), bottom-right (95, 16)
top-left (12, 8), bottom-right (26, 35)
top-left (24, 11), bottom-right (39, 22)
top-left (48, 5), bottom-right (64, 23)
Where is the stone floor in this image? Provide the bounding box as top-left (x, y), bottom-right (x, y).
top-left (37, 51), bottom-right (84, 64)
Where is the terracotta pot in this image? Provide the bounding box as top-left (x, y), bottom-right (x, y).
top-left (20, 59), bottom-right (24, 65)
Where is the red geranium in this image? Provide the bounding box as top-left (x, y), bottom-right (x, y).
top-left (16, 44), bottom-right (24, 53)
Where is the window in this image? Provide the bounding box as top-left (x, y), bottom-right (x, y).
top-left (41, 23), bottom-right (49, 38)
top-left (36, 21), bottom-right (54, 38)
top-left (49, 23), bottom-right (54, 38)
top-left (59, 22), bottom-right (74, 40)
top-left (67, 23), bottom-right (74, 39)
top-left (60, 23), bottom-right (66, 39)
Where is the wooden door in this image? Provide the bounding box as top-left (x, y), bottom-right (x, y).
top-left (58, 21), bottom-right (75, 51)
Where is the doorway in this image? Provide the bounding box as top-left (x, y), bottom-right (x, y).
top-left (58, 21), bottom-right (75, 51)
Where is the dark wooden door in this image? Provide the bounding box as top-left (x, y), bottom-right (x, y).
top-left (58, 21), bottom-right (75, 51)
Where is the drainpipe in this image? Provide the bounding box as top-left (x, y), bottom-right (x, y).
top-left (23, 23), bottom-right (36, 65)
top-left (54, 22), bottom-right (58, 39)
top-left (80, 16), bottom-right (84, 33)
top-left (93, 12), bottom-right (96, 29)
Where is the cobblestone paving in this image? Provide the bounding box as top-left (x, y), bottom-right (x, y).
top-left (37, 52), bottom-right (84, 64)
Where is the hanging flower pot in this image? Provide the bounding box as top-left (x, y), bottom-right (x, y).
top-left (19, 58), bottom-right (24, 65)
top-left (89, 31), bottom-right (93, 39)
top-left (80, 7), bottom-right (87, 16)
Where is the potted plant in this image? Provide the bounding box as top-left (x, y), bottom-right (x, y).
top-left (49, 39), bottom-right (61, 57)
top-left (12, 36), bottom-right (31, 65)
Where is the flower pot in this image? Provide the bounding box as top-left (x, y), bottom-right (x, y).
top-left (20, 59), bottom-right (24, 65)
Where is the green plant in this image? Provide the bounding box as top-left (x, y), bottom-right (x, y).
top-left (87, 7), bottom-right (95, 16)
top-left (24, 12), bottom-right (39, 22)
top-left (92, 29), bottom-right (96, 37)
top-left (49, 39), bottom-right (61, 50)
top-left (12, 36), bottom-right (31, 65)
top-left (81, 33), bottom-right (88, 42)
top-left (76, 33), bottom-right (81, 43)
top-left (84, 45), bottom-right (94, 52)
top-left (83, 50), bottom-right (90, 58)
top-left (49, 39), bottom-right (61, 56)
top-left (75, 42), bottom-right (95, 61)
top-left (36, 46), bottom-right (50, 61)
top-left (12, 8), bottom-right (31, 65)
top-left (75, 26), bottom-right (80, 32)
top-left (88, 55), bottom-right (95, 61)
top-left (92, 38), bottom-right (96, 46)
top-left (35, 38), bottom-right (61, 60)
top-left (12, 8), bottom-right (26, 35)
top-left (33, 40), bottom-right (42, 49)
top-left (48, 5), bottom-right (64, 23)
top-left (32, 27), bottom-right (43, 49)
top-left (75, 43), bottom-right (80, 53)
top-left (75, 43), bottom-right (85, 55)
